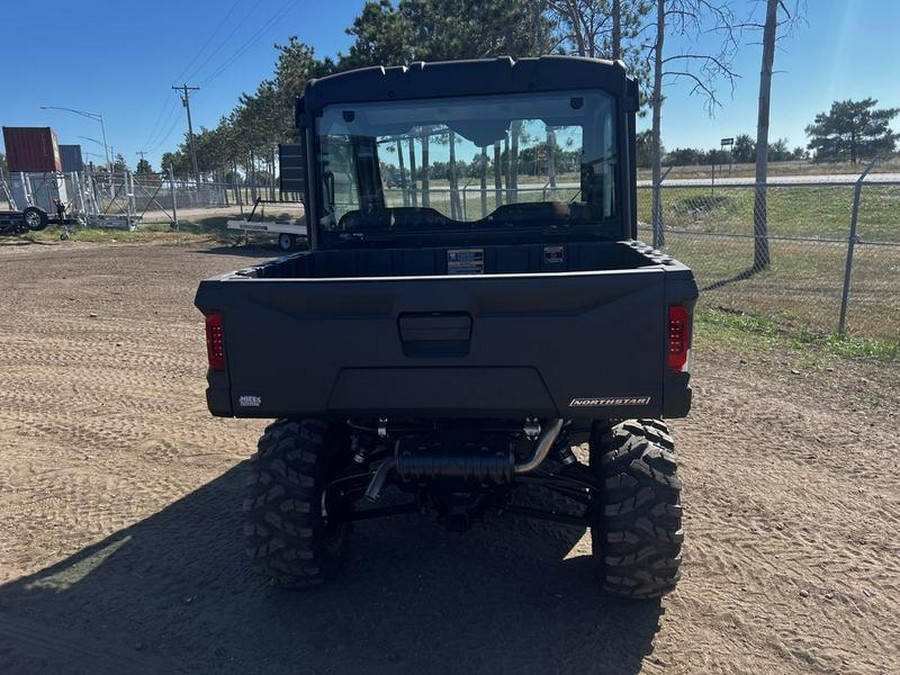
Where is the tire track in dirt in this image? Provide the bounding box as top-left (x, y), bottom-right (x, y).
top-left (0, 241), bottom-right (897, 674)
top-left (659, 355), bottom-right (900, 674)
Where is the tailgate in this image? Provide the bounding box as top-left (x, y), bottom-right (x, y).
top-left (196, 267), bottom-right (689, 419)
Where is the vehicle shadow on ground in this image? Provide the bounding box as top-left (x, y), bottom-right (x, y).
top-left (0, 463), bottom-right (663, 675)
top-left (194, 244), bottom-right (290, 258)
top-left (0, 238), bottom-right (57, 247)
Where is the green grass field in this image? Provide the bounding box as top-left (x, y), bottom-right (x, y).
top-left (637, 184), bottom-right (900, 242)
top-left (636, 185), bottom-right (900, 341)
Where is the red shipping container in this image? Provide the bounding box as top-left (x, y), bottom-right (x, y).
top-left (2, 127), bottom-right (62, 173)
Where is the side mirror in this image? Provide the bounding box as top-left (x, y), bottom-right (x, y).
top-left (279, 143), bottom-right (306, 202)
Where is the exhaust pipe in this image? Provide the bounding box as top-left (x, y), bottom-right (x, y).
top-left (364, 458), bottom-right (396, 502)
top-left (514, 419), bottom-right (564, 474)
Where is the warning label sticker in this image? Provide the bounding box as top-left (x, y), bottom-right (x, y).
top-left (447, 249), bottom-right (484, 275)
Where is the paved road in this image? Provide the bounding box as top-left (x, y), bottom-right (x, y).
top-left (490, 174), bottom-right (900, 192)
top-left (637, 173), bottom-right (900, 187)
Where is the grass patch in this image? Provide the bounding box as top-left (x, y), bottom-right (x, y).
top-left (672, 194), bottom-right (731, 214)
top-left (695, 308), bottom-right (900, 362)
top-left (637, 184), bottom-right (900, 242)
top-left (3, 224), bottom-right (239, 247)
top-left (814, 332), bottom-right (900, 361)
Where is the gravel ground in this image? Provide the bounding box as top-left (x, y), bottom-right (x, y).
top-left (0, 241), bottom-right (897, 675)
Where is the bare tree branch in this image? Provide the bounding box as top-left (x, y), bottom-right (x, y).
top-left (664, 71), bottom-right (717, 100)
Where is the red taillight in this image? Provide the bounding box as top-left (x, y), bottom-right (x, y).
top-left (668, 305), bottom-right (691, 372)
top-left (205, 312), bottom-right (225, 371)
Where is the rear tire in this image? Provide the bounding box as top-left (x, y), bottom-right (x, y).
top-left (589, 419), bottom-right (683, 599)
top-left (23, 207), bottom-right (49, 231)
top-left (244, 418), bottom-right (352, 587)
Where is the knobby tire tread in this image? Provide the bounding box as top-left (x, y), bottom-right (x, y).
top-left (243, 419), bottom-right (348, 587)
top-left (591, 418), bottom-right (683, 599)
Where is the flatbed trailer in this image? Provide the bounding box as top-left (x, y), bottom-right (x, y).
top-left (226, 198), bottom-right (307, 250)
top-left (0, 206), bottom-right (78, 236)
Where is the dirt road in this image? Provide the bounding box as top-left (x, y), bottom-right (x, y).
top-left (0, 241), bottom-right (897, 674)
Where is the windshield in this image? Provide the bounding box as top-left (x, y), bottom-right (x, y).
top-left (315, 89), bottom-right (619, 241)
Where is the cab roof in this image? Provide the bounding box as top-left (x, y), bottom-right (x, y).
top-left (299, 56), bottom-right (636, 120)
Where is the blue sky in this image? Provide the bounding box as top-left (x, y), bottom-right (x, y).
top-left (1, 0), bottom-right (898, 171)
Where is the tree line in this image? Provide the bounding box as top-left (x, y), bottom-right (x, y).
top-left (637, 131), bottom-right (808, 168)
top-left (154, 2), bottom-right (897, 183)
top-left (149, 1), bottom-right (898, 271)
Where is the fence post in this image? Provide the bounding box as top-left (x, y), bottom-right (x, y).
top-left (168, 165), bottom-right (179, 230)
top-left (87, 165), bottom-right (99, 216)
top-left (837, 158), bottom-right (876, 336)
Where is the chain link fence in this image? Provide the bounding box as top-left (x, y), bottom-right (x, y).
top-left (0, 169), bottom-right (271, 224)
top-left (10, 165), bottom-right (896, 342)
top-left (140, 175), bottom-right (897, 342)
top-left (637, 180), bottom-right (900, 341)
top-left (81, 174), bottom-right (276, 225)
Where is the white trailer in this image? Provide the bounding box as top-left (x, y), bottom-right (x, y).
top-left (227, 197), bottom-right (307, 250)
top-left (227, 217), bottom-right (307, 251)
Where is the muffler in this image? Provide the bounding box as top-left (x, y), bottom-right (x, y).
top-left (364, 419), bottom-right (564, 502)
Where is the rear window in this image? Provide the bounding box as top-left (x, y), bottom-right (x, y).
top-left (315, 89), bottom-right (619, 234)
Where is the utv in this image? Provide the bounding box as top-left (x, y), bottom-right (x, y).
top-left (196, 56), bottom-right (696, 598)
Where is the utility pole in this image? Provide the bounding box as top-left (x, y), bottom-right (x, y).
top-left (172, 84), bottom-right (201, 187)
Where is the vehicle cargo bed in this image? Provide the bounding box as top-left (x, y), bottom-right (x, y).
top-left (255, 240), bottom-right (660, 278)
top-left (195, 240), bottom-right (695, 421)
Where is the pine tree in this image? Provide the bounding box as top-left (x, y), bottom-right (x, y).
top-left (806, 99), bottom-right (899, 163)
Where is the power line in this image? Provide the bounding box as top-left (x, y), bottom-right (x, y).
top-left (146, 0), bottom-right (299, 163)
top-left (142, 95), bottom-right (179, 150)
top-left (173, 0), bottom-right (245, 84)
top-left (140, 0), bottom-right (251, 159)
top-left (200, 0), bottom-right (298, 87)
top-left (145, 111), bottom-right (184, 154)
top-left (140, 0), bottom-right (243, 159)
top-left (149, 99), bottom-right (181, 142)
top-left (199, 0), bottom-right (301, 87)
top-left (183, 0), bottom-right (266, 84)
